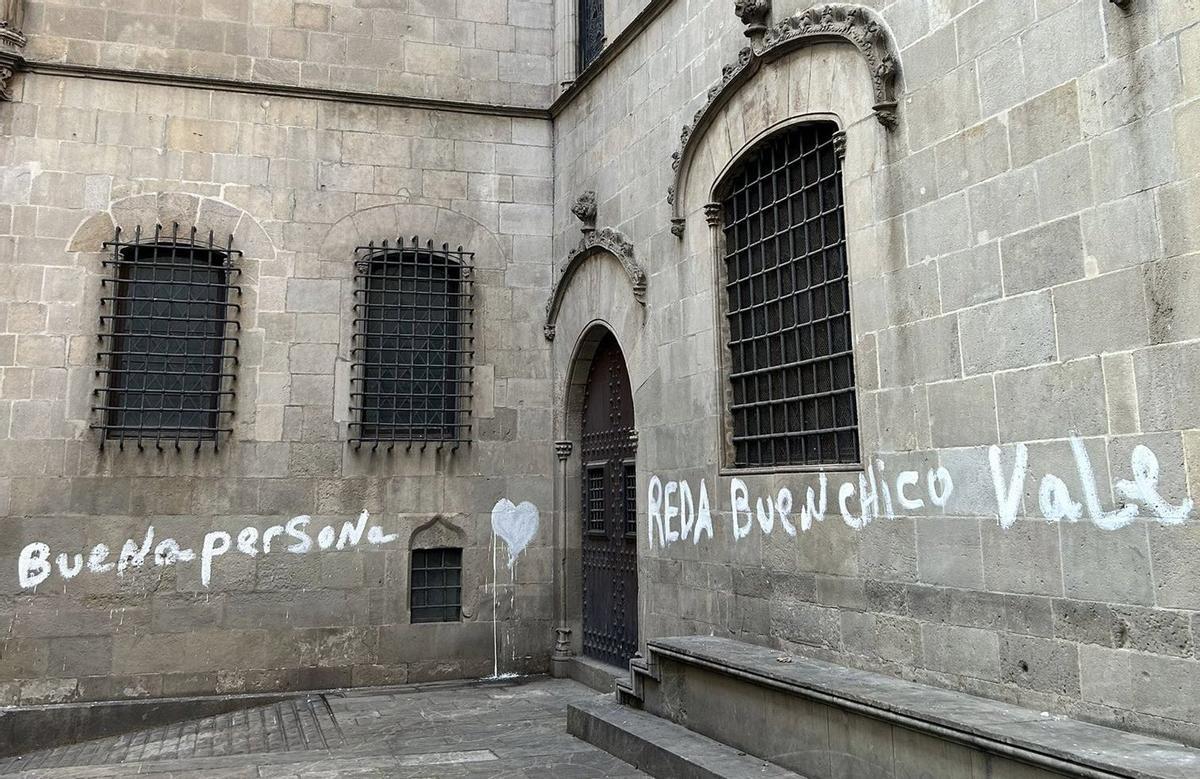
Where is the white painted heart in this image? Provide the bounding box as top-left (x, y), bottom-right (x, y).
top-left (491, 499), bottom-right (539, 569)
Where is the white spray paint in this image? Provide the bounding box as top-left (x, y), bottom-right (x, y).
top-left (646, 436), bottom-right (1196, 551)
top-left (490, 499), bottom-right (539, 569)
top-left (17, 510), bottom-right (401, 590)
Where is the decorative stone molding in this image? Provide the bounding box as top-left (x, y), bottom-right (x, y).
top-left (543, 226), bottom-right (646, 341)
top-left (704, 203), bottom-right (722, 227)
top-left (734, 0), bottom-right (771, 38)
top-left (571, 190), bottom-right (597, 234)
top-left (0, 0), bottom-right (27, 101)
top-left (667, 4), bottom-right (900, 237)
top-left (555, 440), bottom-right (573, 460)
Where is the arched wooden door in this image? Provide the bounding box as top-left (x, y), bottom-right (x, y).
top-left (580, 333), bottom-right (639, 666)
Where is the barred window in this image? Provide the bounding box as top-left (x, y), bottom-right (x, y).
top-left (94, 224), bottom-right (241, 450)
top-left (578, 0), bottom-right (604, 71)
top-left (410, 547), bottom-right (463, 624)
top-left (350, 239), bottom-right (474, 450)
top-left (719, 121), bottom-right (859, 468)
top-left (584, 463), bottom-right (605, 536)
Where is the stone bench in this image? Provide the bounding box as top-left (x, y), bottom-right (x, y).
top-left (610, 636), bottom-right (1200, 779)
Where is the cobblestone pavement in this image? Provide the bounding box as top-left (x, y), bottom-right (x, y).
top-left (0, 678), bottom-right (647, 778)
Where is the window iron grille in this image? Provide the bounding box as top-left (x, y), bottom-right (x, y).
top-left (410, 547), bottom-right (463, 623)
top-left (585, 463), bottom-right (606, 536)
top-left (578, 0), bottom-right (605, 71)
top-left (621, 460), bottom-right (637, 538)
top-left (720, 122), bottom-right (859, 468)
top-left (350, 238), bottom-right (474, 451)
top-left (93, 223), bottom-right (242, 451)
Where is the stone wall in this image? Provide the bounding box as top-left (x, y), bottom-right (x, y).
top-left (22, 0), bottom-right (555, 107)
top-left (0, 70), bottom-right (557, 704)
top-left (550, 0), bottom-right (1200, 746)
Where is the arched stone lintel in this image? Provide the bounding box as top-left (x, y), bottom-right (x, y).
top-left (668, 3), bottom-right (901, 237)
top-left (543, 227), bottom-right (646, 341)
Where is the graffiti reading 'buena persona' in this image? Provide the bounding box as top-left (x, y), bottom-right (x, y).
top-left (17, 512), bottom-right (399, 590)
top-left (648, 438), bottom-right (1193, 551)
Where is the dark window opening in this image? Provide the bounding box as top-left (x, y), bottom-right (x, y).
top-left (621, 460), bottom-right (637, 538)
top-left (94, 224), bottom-right (241, 450)
top-left (410, 547), bottom-right (463, 623)
top-left (585, 463), bottom-right (606, 536)
top-left (350, 241), bottom-right (474, 450)
top-left (578, 0), bottom-right (604, 71)
top-left (719, 121), bottom-right (859, 468)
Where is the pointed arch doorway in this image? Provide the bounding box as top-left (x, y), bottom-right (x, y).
top-left (579, 331), bottom-right (639, 667)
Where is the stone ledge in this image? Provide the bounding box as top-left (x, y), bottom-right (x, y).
top-left (567, 696), bottom-right (802, 779)
top-left (566, 655), bottom-right (627, 694)
top-left (645, 636), bottom-right (1200, 779)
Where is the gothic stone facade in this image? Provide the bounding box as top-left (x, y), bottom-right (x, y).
top-left (3, 0), bottom-right (1200, 749)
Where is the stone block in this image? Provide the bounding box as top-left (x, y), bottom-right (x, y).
top-left (934, 118), bottom-right (1010, 196)
top-left (1157, 178), bottom-right (1200, 260)
top-left (928, 375), bottom-right (998, 448)
top-left (1035, 144), bottom-right (1093, 221)
top-left (876, 314), bottom-right (961, 388)
top-left (1000, 634), bottom-right (1080, 697)
top-left (1018, 1), bottom-right (1105, 97)
top-left (906, 63), bottom-right (981, 152)
top-left (1000, 216), bottom-right (1085, 296)
top-left (875, 385), bottom-right (930, 452)
top-left (1135, 342), bottom-right (1200, 431)
top-left (958, 292), bottom-right (1056, 374)
top-left (921, 623), bottom-right (1000, 681)
top-left (937, 241), bottom-right (1002, 313)
top-left (995, 358), bottom-right (1106, 442)
top-left (916, 517), bottom-right (984, 589)
top-left (286, 278), bottom-right (341, 313)
top-left (955, 0), bottom-right (1034, 62)
top-left (1109, 605), bottom-right (1193, 657)
top-left (905, 194), bottom-right (970, 264)
top-left (981, 520), bottom-right (1063, 596)
top-left (1060, 522), bottom-right (1153, 606)
top-left (1148, 523), bottom-right (1200, 610)
top-left (1008, 81), bottom-right (1081, 168)
top-left (1082, 191), bottom-right (1160, 274)
top-left (968, 168), bottom-right (1040, 242)
top-left (978, 40), bottom-right (1027, 116)
top-left (1091, 112), bottom-right (1179, 202)
top-left (1081, 39), bottom-right (1182, 137)
top-left (1054, 268), bottom-right (1149, 360)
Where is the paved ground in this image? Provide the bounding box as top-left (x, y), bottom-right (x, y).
top-left (0, 678), bottom-right (648, 778)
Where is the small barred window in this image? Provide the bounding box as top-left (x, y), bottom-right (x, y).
top-left (350, 239), bottom-right (474, 450)
top-left (94, 224), bottom-right (241, 450)
top-left (719, 121), bottom-right (859, 468)
top-left (410, 547), bottom-right (463, 624)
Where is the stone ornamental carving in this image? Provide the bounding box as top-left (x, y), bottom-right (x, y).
top-left (543, 227), bottom-right (646, 341)
top-left (571, 190), bottom-right (597, 234)
top-left (734, 0), bottom-right (771, 38)
top-left (0, 0), bottom-right (26, 102)
top-left (667, 3), bottom-right (900, 237)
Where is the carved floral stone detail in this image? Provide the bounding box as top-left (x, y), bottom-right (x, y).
top-left (667, 3), bottom-right (900, 237)
top-left (571, 190), bottom-right (597, 234)
top-left (734, 0), bottom-right (771, 37)
top-left (543, 226), bottom-right (646, 341)
top-left (0, 0), bottom-right (25, 102)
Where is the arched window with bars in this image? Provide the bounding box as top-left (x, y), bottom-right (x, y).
top-left (94, 223), bottom-right (242, 450)
top-left (715, 120), bottom-right (859, 469)
top-left (350, 239), bottom-right (475, 451)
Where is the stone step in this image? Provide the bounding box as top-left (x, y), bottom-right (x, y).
top-left (567, 696), bottom-right (803, 779)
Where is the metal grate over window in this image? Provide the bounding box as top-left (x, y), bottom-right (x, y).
top-left (350, 239), bottom-right (474, 451)
top-left (621, 461), bottom-right (636, 538)
top-left (720, 121), bottom-right (859, 468)
top-left (585, 464), bottom-right (606, 536)
top-left (410, 547), bottom-right (463, 623)
top-left (93, 224), bottom-right (241, 450)
top-left (578, 0), bottom-right (604, 71)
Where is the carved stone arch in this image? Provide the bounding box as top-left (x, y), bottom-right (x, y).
top-left (69, 192), bottom-right (277, 261)
top-left (668, 3), bottom-right (901, 236)
top-left (543, 227), bottom-right (646, 341)
top-left (410, 515), bottom-right (469, 550)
